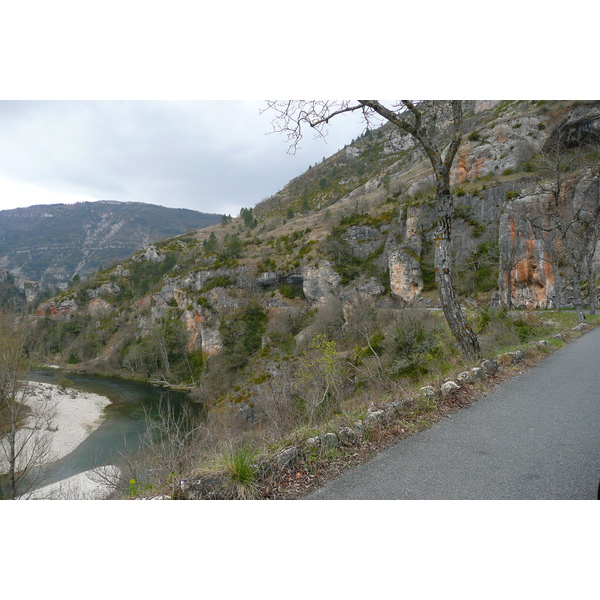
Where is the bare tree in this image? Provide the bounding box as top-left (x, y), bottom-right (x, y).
top-left (264, 100), bottom-right (481, 359)
top-left (295, 334), bottom-right (346, 424)
top-left (0, 311), bottom-right (54, 499)
top-left (498, 207), bottom-right (527, 310)
top-left (250, 361), bottom-right (299, 439)
top-left (123, 397), bottom-right (207, 495)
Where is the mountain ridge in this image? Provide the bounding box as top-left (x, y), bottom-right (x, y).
top-left (0, 200), bottom-right (222, 297)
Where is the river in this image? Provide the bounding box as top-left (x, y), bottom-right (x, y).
top-left (26, 369), bottom-right (202, 492)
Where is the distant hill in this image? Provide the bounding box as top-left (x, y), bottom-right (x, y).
top-left (0, 201), bottom-right (222, 290)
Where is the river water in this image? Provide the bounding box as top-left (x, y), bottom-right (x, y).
top-left (26, 369), bottom-right (201, 491)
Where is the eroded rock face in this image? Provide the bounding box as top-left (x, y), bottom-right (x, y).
top-left (451, 114), bottom-right (546, 186)
top-left (134, 245), bottom-right (165, 263)
top-left (498, 163), bottom-right (600, 309)
top-left (340, 278), bottom-right (385, 329)
top-left (342, 225), bottom-right (386, 260)
top-left (302, 261), bottom-right (341, 305)
top-left (87, 298), bottom-right (113, 316)
top-left (389, 249), bottom-right (422, 304)
top-left (36, 297), bottom-right (78, 316)
top-left (87, 281), bottom-right (121, 299)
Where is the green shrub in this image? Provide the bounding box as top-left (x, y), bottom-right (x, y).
top-left (513, 318), bottom-right (535, 342)
top-left (220, 304), bottom-right (268, 369)
top-left (279, 283), bottom-right (299, 299)
top-left (390, 312), bottom-right (447, 380)
top-left (200, 275), bottom-right (234, 292)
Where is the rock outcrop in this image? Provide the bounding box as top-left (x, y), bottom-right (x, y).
top-left (301, 261), bottom-right (341, 305)
top-left (389, 249), bottom-right (423, 304)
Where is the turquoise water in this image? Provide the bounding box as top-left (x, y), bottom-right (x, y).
top-left (25, 370), bottom-right (201, 492)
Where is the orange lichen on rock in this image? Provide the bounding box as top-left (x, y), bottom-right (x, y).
top-left (451, 147), bottom-right (470, 185)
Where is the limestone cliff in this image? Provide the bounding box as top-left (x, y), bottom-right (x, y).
top-left (33, 100), bottom-right (600, 380)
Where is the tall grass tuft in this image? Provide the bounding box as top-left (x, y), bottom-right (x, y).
top-left (218, 443), bottom-right (261, 499)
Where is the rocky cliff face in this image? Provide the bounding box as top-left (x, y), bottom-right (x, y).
top-left (34, 100), bottom-right (600, 378)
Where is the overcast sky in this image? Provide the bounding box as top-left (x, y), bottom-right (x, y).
top-left (1, 5), bottom-right (590, 220)
top-left (0, 100), bottom-right (369, 217)
top-left (0, 2), bottom-right (592, 220)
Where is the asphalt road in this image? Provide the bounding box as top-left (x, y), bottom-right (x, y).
top-left (308, 326), bottom-right (600, 500)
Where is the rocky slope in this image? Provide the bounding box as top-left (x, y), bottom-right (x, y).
top-left (0, 200), bottom-right (222, 298)
top-left (34, 100), bottom-right (600, 381)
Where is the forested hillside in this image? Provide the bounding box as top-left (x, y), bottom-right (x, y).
top-left (0, 200), bottom-right (222, 296)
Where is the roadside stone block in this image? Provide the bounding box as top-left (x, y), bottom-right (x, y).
top-left (420, 386), bottom-right (436, 399)
top-left (481, 359), bottom-right (498, 376)
top-left (441, 380), bottom-right (460, 395)
top-left (321, 433), bottom-right (339, 448)
top-left (471, 367), bottom-right (484, 379)
top-left (337, 427), bottom-right (357, 445)
top-left (365, 408), bottom-right (386, 427)
top-left (457, 371), bottom-right (472, 383)
top-left (275, 447), bottom-right (300, 469)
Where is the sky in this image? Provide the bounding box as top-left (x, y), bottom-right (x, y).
top-left (0, 100), bottom-right (368, 217)
top-left (1, 2), bottom-right (594, 220)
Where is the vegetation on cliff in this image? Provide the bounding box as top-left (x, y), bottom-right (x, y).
top-left (18, 99), bottom-right (600, 498)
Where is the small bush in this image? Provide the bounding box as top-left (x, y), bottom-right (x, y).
top-left (279, 282), bottom-right (299, 299)
top-left (56, 377), bottom-right (74, 391)
top-left (513, 318), bottom-right (535, 342)
top-left (389, 312), bottom-right (448, 381)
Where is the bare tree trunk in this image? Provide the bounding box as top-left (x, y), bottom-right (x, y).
top-left (265, 99), bottom-right (482, 360)
top-left (589, 263), bottom-right (596, 315)
top-left (571, 262), bottom-right (586, 323)
top-left (1, 312), bottom-right (54, 499)
top-left (435, 187), bottom-right (481, 360)
top-left (505, 269), bottom-right (513, 310)
top-left (553, 268), bottom-right (563, 311)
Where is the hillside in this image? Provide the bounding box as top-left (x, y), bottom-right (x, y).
top-left (34, 99), bottom-right (600, 368)
top-left (0, 200), bottom-right (222, 297)
top-left (26, 99), bottom-right (600, 497)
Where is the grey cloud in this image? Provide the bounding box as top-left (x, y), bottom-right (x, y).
top-left (0, 100), bottom-right (366, 214)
